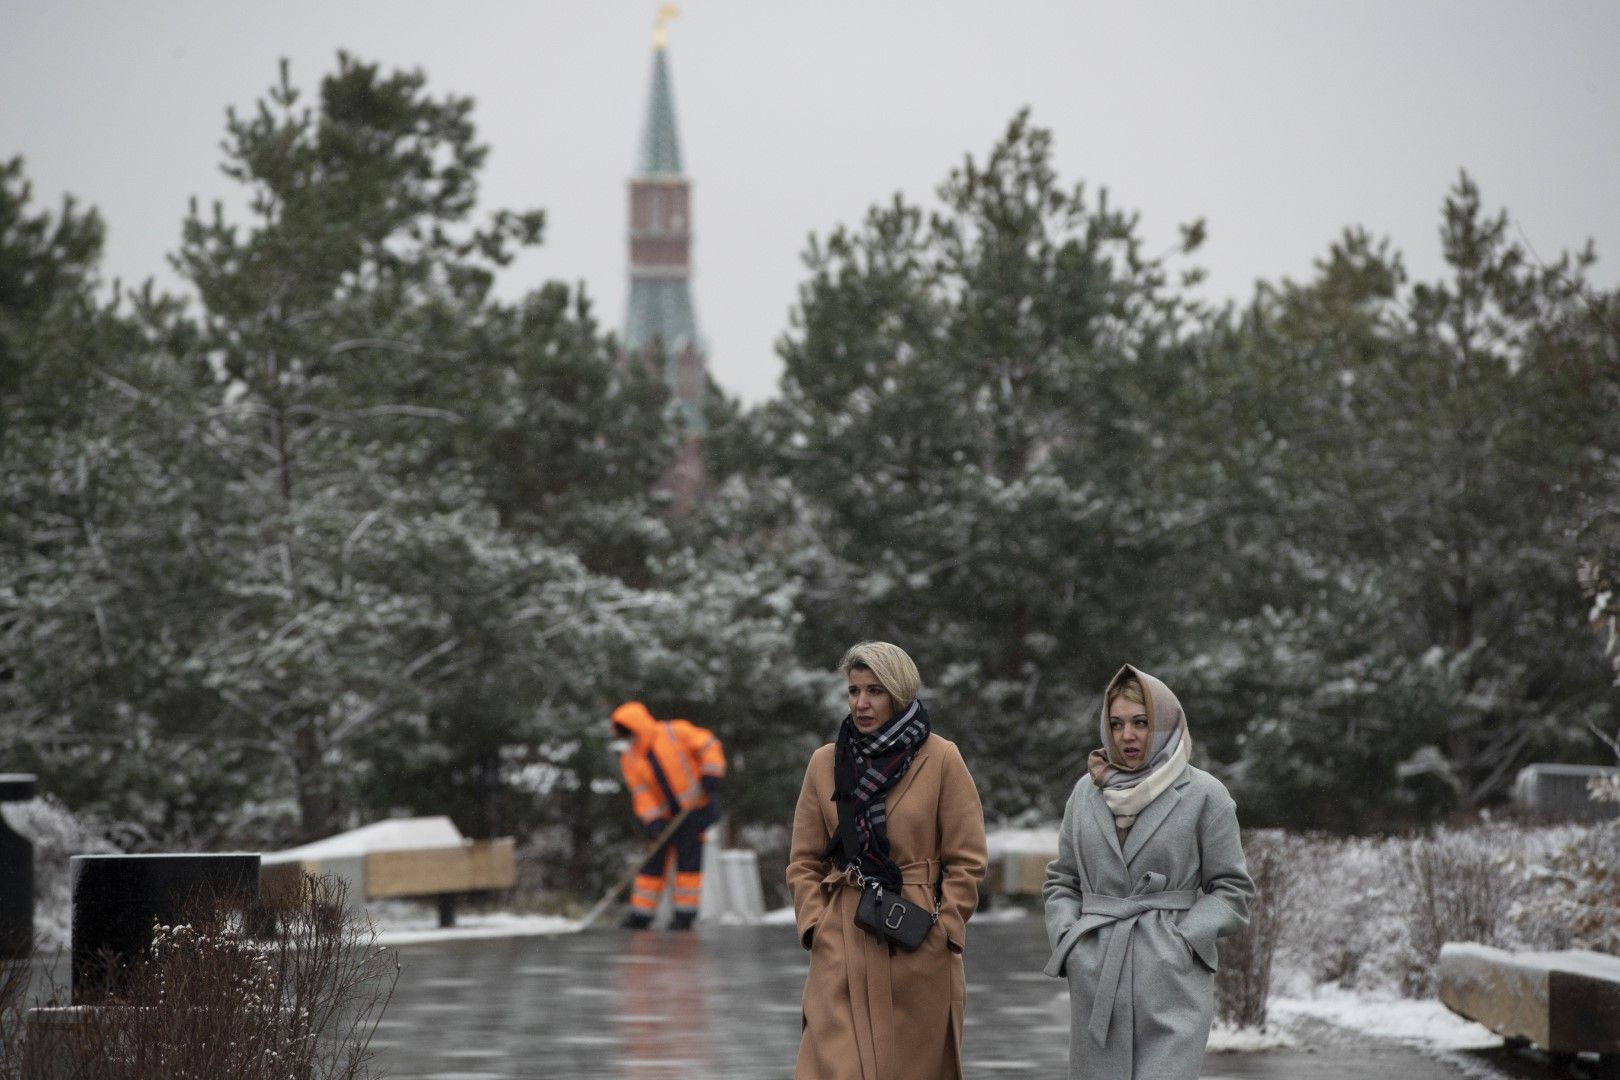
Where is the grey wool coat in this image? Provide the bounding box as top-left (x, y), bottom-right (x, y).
top-left (1042, 764), bottom-right (1254, 1079)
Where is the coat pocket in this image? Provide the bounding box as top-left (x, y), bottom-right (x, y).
top-left (1170, 920), bottom-right (1216, 974)
top-left (1043, 921), bottom-right (1085, 978)
top-left (803, 888), bottom-right (840, 949)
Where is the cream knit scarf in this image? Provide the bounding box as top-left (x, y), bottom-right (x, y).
top-left (1088, 733), bottom-right (1190, 831)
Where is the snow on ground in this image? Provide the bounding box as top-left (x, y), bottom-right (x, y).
top-left (972, 904), bottom-right (1034, 923)
top-left (1270, 983), bottom-right (1500, 1052)
top-left (1205, 1021), bottom-right (1299, 1053)
top-left (984, 826), bottom-right (1059, 856)
top-left (370, 907), bottom-right (580, 946)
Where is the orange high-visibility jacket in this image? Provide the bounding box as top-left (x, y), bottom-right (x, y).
top-left (612, 701), bottom-right (727, 826)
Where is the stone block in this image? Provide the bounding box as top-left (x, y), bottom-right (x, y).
top-left (25, 1006), bottom-right (108, 1080)
top-left (70, 852), bottom-right (259, 1004)
top-left (0, 774), bottom-right (36, 801)
top-left (1439, 942), bottom-right (1620, 1054)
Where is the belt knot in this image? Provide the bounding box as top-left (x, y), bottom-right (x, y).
top-left (1079, 872), bottom-right (1200, 1047)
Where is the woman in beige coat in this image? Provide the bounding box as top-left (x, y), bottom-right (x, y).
top-left (787, 641), bottom-right (987, 1080)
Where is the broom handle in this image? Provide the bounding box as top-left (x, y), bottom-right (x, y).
top-left (578, 805), bottom-right (696, 929)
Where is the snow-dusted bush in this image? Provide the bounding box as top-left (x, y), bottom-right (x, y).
top-left (1507, 819), bottom-right (1620, 954)
top-left (1399, 828), bottom-right (1521, 995)
top-left (1587, 724), bottom-right (1620, 806)
top-left (1278, 833), bottom-right (1410, 992)
top-left (1272, 820), bottom-right (1609, 1002)
top-left (0, 952), bottom-right (27, 1079)
top-left (1497, 723), bottom-right (1620, 953)
top-left (1216, 829), bottom-right (1295, 1027)
top-left (6, 874), bottom-right (397, 1080)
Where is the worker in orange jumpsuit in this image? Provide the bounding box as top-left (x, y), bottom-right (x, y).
top-left (609, 700), bottom-right (726, 930)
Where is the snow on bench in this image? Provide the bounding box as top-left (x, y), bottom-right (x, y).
top-left (1438, 942), bottom-right (1620, 1061)
top-left (260, 816), bottom-right (515, 927)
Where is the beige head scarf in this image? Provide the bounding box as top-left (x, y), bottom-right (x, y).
top-left (1087, 664), bottom-right (1192, 832)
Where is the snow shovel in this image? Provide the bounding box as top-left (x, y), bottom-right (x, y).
top-left (579, 806), bottom-right (695, 930)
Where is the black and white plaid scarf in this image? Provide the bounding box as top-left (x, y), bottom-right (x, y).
top-left (827, 699), bottom-right (932, 890)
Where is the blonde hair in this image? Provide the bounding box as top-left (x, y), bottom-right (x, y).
top-left (838, 641), bottom-right (921, 707)
top-left (1108, 675), bottom-right (1145, 708)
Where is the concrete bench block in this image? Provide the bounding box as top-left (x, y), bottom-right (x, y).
top-left (70, 852), bottom-right (259, 1004)
top-left (1439, 942), bottom-right (1620, 1055)
top-left (26, 1006), bottom-right (95, 1080)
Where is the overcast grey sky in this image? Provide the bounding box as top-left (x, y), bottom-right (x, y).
top-left (4, 1), bottom-right (1618, 404)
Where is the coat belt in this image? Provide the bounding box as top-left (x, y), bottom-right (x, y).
top-left (820, 858), bottom-right (940, 888)
top-left (1079, 871), bottom-right (1199, 1047)
top-left (813, 857), bottom-right (942, 1079)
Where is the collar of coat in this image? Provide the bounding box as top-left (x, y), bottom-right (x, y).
top-left (1084, 764), bottom-right (1196, 867)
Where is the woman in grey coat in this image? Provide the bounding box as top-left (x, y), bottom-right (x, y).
top-left (1042, 664), bottom-right (1254, 1079)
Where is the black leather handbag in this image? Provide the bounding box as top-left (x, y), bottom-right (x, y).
top-left (854, 881), bottom-right (935, 951)
top-left (830, 771), bottom-right (938, 951)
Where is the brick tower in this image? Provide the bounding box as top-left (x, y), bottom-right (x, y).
top-left (625, 11), bottom-right (705, 513)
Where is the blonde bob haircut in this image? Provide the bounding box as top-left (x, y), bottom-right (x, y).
top-left (838, 641), bottom-right (922, 707)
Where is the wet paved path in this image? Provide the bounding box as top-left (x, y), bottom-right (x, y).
top-left (378, 919), bottom-right (1490, 1079)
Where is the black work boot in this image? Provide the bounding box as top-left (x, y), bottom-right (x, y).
top-left (621, 911), bottom-right (653, 930)
top-left (669, 911), bottom-right (696, 931)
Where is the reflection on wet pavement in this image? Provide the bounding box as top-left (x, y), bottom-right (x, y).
top-left (379, 918), bottom-right (1477, 1079)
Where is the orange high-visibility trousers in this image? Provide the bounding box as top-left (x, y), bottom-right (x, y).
top-left (628, 817), bottom-right (708, 917)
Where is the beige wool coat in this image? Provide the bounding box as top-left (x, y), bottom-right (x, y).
top-left (787, 733), bottom-right (987, 1080)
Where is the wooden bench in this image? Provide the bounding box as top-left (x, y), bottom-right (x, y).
top-left (981, 828), bottom-right (1057, 905)
top-left (1439, 942), bottom-right (1620, 1074)
top-left (982, 850), bottom-right (1052, 898)
top-left (261, 818), bottom-right (515, 928)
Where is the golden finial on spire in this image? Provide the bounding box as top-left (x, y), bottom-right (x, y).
top-left (653, 4), bottom-right (681, 48)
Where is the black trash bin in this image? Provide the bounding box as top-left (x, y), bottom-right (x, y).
top-left (0, 773), bottom-right (37, 960)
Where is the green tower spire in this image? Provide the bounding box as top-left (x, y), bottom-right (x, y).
top-left (637, 46), bottom-right (684, 177)
top-left (624, 32), bottom-right (705, 440)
